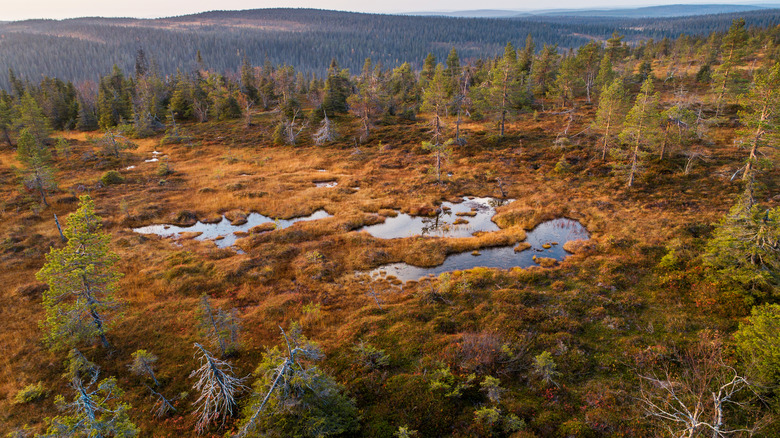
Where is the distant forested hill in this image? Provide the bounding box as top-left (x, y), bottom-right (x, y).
top-left (0, 7), bottom-right (779, 89)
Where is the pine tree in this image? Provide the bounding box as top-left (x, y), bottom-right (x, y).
top-left (548, 53), bottom-right (581, 108)
top-left (169, 72), bottom-right (194, 121)
top-left (347, 58), bottom-right (386, 142)
top-left (619, 78), bottom-right (661, 187)
top-left (735, 304), bottom-right (780, 383)
top-left (421, 64), bottom-right (449, 144)
top-left (40, 376), bottom-right (138, 438)
top-left (16, 128), bottom-right (55, 206)
top-left (592, 79), bottom-right (627, 161)
top-left (481, 42), bottom-right (524, 137)
top-left (129, 349), bottom-right (160, 386)
top-left (660, 104), bottom-right (697, 160)
top-left (240, 57), bottom-right (259, 104)
top-left (36, 195), bottom-right (122, 350)
top-left (387, 62), bottom-right (419, 120)
top-left (236, 326), bottom-right (358, 438)
top-left (97, 65), bottom-right (132, 129)
top-left (593, 53), bottom-right (615, 98)
top-left (444, 48), bottom-right (461, 96)
top-left (605, 32), bottom-right (626, 63)
top-left (0, 92), bottom-right (15, 146)
top-left (420, 53), bottom-right (437, 87)
top-left (575, 40), bottom-right (602, 102)
top-left (713, 19), bottom-right (749, 119)
top-left (738, 62), bottom-right (780, 180)
top-left (517, 34), bottom-right (536, 74)
top-left (529, 44), bottom-right (559, 99)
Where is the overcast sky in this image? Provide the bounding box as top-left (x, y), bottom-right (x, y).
top-left (0, 0), bottom-right (768, 21)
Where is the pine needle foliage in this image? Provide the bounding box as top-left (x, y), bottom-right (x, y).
top-left (37, 195), bottom-right (122, 351)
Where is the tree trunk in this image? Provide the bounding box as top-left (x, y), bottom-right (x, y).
top-left (36, 174), bottom-right (48, 207)
top-left (601, 118), bottom-right (611, 161)
top-left (455, 106), bottom-right (461, 143)
top-left (436, 150), bottom-right (441, 182)
top-left (54, 213), bottom-right (66, 242)
top-left (743, 129), bottom-right (761, 181)
top-left (660, 127), bottom-right (669, 160)
top-left (1, 127), bottom-right (12, 148)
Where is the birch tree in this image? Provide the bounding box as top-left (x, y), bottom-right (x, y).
top-left (37, 195), bottom-right (122, 351)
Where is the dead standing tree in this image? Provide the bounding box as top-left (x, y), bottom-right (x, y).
top-left (637, 332), bottom-right (766, 437)
top-left (190, 343), bottom-right (247, 434)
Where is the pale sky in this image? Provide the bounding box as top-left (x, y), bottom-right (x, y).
top-left (0, 0), bottom-right (769, 21)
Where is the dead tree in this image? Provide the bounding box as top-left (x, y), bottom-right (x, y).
top-left (190, 343), bottom-right (247, 434)
top-left (129, 349), bottom-right (159, 386)
top-left (637, 332), bottom-right (765, 437)
top-left (145, 384), bottom-right (177, 418)
top-left (312, 111), bottom-right (337, 145)
top-left (198, 295), bottom-right (241, 357)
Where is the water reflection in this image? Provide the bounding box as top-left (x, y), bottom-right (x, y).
top-left (359, 197), bottom-right (512, 239)
top-left (133, 210), bottom-right (332, 249)
top-left (369, 218), bottom-right (589, 282)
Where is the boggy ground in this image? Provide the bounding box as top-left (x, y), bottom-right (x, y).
top-left (1, 101), bottom-right (777, 437)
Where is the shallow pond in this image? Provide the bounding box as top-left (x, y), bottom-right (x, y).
top-left (369, 218), bottom-right (589, 282)
top-left (315, 181), bottom-right (338, 188)
top-left (359, 197), bottom-right (511, 239)
top-left (133, 210), bottom-right (331, 249)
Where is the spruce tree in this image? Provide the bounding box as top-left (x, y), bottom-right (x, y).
top-left (322, 59), bottom-right (351, 115)
top-left (37, 195), bottom-right (122, 350)
top-left (387, 62), bottom-right (419, 120)
top-left (704, 187), bottom-right (780, 301)
top-left (16, 92), bottom-right (51, 146)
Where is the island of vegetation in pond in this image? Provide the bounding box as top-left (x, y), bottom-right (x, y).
top-left (133, 210), bottom-right (332, 248)
top-left (370, 218), bottom-right (590, 281)
top-left (359, 196), bottom-right (511, 239)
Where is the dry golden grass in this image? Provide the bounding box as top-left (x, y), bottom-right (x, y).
top-left (1, 82), bottom-right (777, 435)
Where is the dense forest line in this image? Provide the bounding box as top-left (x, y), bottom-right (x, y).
top-left (1, 11), bottom-right (780, 438)
top-left (1, 8), bottom-right (780, 90)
